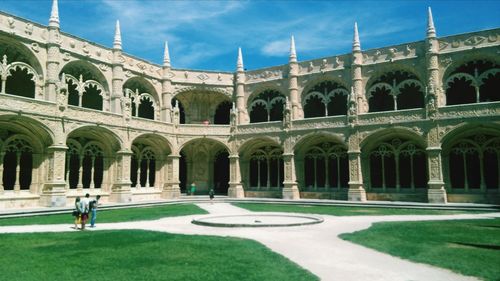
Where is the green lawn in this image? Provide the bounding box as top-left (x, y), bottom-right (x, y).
top-left (340, 219), bottom-right (500, 281)
top-left (0, 230), bottom-right (318, 281)
top-left (0, 204), bottom-right (207, 226)
top-left (232, 203), bottom-right (488, 216)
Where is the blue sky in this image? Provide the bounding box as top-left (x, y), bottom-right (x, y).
top-left (1, 0), bottom-right (499, 72)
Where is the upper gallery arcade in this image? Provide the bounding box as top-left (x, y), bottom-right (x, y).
top-left (0, 0), bottom-right (499, 208)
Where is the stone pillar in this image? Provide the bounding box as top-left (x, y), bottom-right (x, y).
top-left (425, 7), bottom-right (443, 110)
top-left (282, 153), bottom-right (300, 199)
top-left (111, 52), bottom-right (124, 113)
top-left (347, 131), bottom-right (367, 201)
top-left (162, 154), bottom-right (181, 199)
top-left (228, 154), bottom-right (244, 198)
top-left (77, 155), bottom-right (83, 191)
top-left (427, 147), bottom-right (447, 203)
top-left (110, 150), bottom-right (132, 203)
top-left (13, 152), bottom-right (21, 193)
top-left (46, 30), bottom-right (60, 102)
top-left (40, 145), bottom-right (68, 207)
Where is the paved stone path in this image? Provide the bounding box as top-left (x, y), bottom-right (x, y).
top-left (1, 203), bottom-right (498, 281)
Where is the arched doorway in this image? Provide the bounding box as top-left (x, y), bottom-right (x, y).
top-left (180, 139), bottom-right (230, 194)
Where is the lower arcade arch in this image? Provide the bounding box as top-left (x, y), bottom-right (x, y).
top-left (295, 135), bottom-right (349, 191)
top-left (130, 134), bottom-right (171, 189)
top-left (0, 116), bottom-right (52, 193)
top-left (362, 133), bottom-right (428, 191)
top-left (240, 138), bottom-right (284, 193)
top-left (443, 129), bottom-right (500, 191)
top-left (65, 126), bottom-right (121, 191)
top-left (179, 139), bottom-right (229, 194)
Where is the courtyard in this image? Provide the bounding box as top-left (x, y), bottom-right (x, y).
top-left (0, 200), bottom-right (499, 281)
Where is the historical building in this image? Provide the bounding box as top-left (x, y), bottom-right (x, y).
top-left (0, 0), bottom-right (499, 209)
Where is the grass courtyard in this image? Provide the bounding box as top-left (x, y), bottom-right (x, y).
top-left (1, 202), bottom-right (498, 280)
top-left (0, 203), bottom-right (207, 226)
top-left (340, 218), bottom-right (500, 281)
top-left (231, 202), bottom-right (488, 216)
top-left (0, 230), bottom-right (317, 281)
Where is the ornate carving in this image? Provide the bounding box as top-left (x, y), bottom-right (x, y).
top-left (70, 40), bottom-right (76, 48)
top-left (197, 73), bottom-right (209, 81)
top-left (62, 52), bottom-right (71, 61)
top-left (98, 63), bottom-right (109, 72)
top-left (373, 50), bottom-right (381, 61)
top-left (25, 23), bottom-right (33, 35)
top-left (464, 35), bottom-right (486, 46)
top-left (30, 43), bottom-right (40, 53)
top-left (82, 42), bottom-right (90, 55)
top-left (7, 17), bottom-right (15, 29)
top-left (438, 40), bottom-right (448, 51)
top-left (488, 34), bottom-right (497, 42)
top-left (440, 57), bottom-right (453, 68)
top-left (451, 40), bottom-right (460, 48)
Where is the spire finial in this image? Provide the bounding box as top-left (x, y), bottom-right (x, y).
top-left (49, 0), bottom-right (60, 28)
top-left (427, 7), bottom-right (436, 38)
top-left (163, 41), bottom-right (171, 67)
top-left (237, 47), bottom-right (244, 72)
top-left (113, 20), bottom-right (122, 50)
top-left (353, 22), bottom-right (361, 51)
top-left (289, 35), bottom-right (297, 62)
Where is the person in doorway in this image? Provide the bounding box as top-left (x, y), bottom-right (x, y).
top-left (190, 182), bottom-right (196, 196)
top-left (80, 193), bottom-right (90, 230)
top-left (89, 195), bottom-right (101, 228)
top-left (209, 188), bottom-right (215, 204)
top-left (73, 197), bottom-right (81, 229)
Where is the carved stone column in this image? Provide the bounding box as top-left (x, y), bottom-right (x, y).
top-left (427, 147), bottom-right (447, 203)
top-left (109, 150), bottom-right (132, 203)
top-left (162, 154), bottom-right (181, 199)
top-left (228, 154), bottom-right (244, 198)
top-left (282, 153), bottom-right (300, 199)
top-left (40, 145), bottom-right (67, 207)
top-left (347, 132), bottom-right (366, 201)
top-left (46, 30), bottom-right (60, 102)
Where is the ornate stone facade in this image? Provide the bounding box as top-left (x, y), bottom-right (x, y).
top-left (0, 3), bottom-right (499, 208)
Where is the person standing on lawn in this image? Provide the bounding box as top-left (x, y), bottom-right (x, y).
top-left (73, 197), bottom-right (81, 229)
top-left (89, 195), bottom-right (101, 228)
top-left (80, 193), bottom-right (90, 230)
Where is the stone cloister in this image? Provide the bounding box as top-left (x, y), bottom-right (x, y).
top-left (0, 1), bottom-right (499, 208)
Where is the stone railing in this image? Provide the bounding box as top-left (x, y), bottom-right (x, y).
top-left (177, 124), bottom-right (231, 136)
top-left (237, 121), bottom-right (284, 135)
top-left (292, 115), bottom-right (347, 131)
top-left (358, 108), bottom-right (425, 126)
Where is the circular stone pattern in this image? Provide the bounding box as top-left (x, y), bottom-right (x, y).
top-left (191, 214), bottom-right (324, 228)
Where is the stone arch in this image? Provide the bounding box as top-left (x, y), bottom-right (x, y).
top-left (300, 76), bottom-right (349, 98)
top-left (361, 128), bottom-right (428, 192)
top-left (441, 123), bottom-right (500, 191)
top-left (302, 78), bottom-right (349, 118)
top-left (0, 115), bottom-right (53, 193)
top-left (172, 86), bottom-right (231, 125)
top-left (60, 60), bottom-right (109, 111)
top-left (66, 126), bottom-right (122, 190)
top-left (366, 69), bottom-right (425, 112)
top-left (443, 59), bottom-right (500, 105)
top-left (442, 52), bottom-right (500, 82)
top-left (0, 34), bottom-right (44, 76)
top-left (248, 88), bottom-right (286, 123)
top-left (123, 77), bottom-right (159, 120)
top-left (179, 137), bottom-right (230, 194)
top-left (293, 132), bottom-right (348, 191)
top-left (239, 137), bottom-right (284, 192)
top-left (130, 134), bottom-right (171, 189)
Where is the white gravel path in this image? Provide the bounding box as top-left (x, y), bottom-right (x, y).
top-left (1, 203), bottom-right (498, 281)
